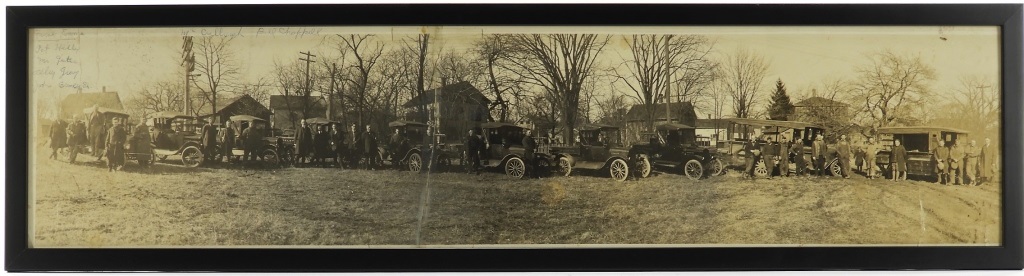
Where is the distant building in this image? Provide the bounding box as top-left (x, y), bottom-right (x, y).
top-left (196, 94), bottom-right (271, 126)
top-left (695, 118), bottom-right (730, 146)
top-left (59, 90), bottom-right (124, 119)
top-left (402, 81), bottom-right (490, 142)
top-left (269, 95), bottom-right (329, 131)
top-left (622, 102), bottom-right (697, 144)
top-left (793, 96), bottom-right (850, 124)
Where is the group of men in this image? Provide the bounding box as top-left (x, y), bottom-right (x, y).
top-left (292, 120), bottom-right (379, 170)
top-left (48, 113), bottom-right (133, 172)
top-left (198, 119), bottom-right (268, 164)
top-left (741, 134), bottom-right (813, 179)
top-left (930, 136), bottom-right (995, 186)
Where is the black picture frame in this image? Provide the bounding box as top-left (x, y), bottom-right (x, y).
top-left (6, 4), bottom-right (1023, 272)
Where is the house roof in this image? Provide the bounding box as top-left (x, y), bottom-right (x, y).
top-left (794, 96), bottom-right (849, 107)
top-left (625, 102), bottom-right (695, 122)
top-left (402, 81), bottom-right (490, 108)
top-left (61, 92), bottom-right (124, 118)
top-left (269, 95), bottom-right (325, 110)
top-left (196, 95), bottom-right (263, 117)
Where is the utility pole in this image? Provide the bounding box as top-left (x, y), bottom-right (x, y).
top-left (181, 36), bottom-right (195, 116)
top-left (663, 35), bottom-right (673, 124)
top-left (327, 62), bottom-right (337, 120)
top-left (300, 51), bottom-right (317, 120)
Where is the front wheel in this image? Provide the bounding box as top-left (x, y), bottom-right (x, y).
top-left (262, 148), bottom-right (280, 166)
top-left (181, 146), bottom-right (203, 168)
top-left (505, 157), bottom-right (526, 179)
top-left (408, 152), bottom-right (422, 172)
top-left (609, 158), bottom-right (629, 182)
top-left (710, 158), bottom-right (725, 176)
top-left (830, 159), bottom-right (843, 176)
top-left (557, 156), bottom-right (572, 176)
top-left (684, 159), bottom-right (704, 180)
top-left (754, 159), bottom-right (768, 177)
top-left (635, 155), bottom-right (652, 178)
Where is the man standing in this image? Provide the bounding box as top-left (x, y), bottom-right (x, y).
top-left (949, 139), bottom-right (965, 185)
top-left (778, 137), bottom-right (791, 177)
top-left (219, 120), bottom-right (235, 163)
top-left (94, 121), bottom-right (109, 162)
top-left (790, 137), bottom-right (805, 176)
top-left (761, 136), bottom-right (777, 179)
top-left (743, 136), bottom-right (760, 180)
top-left (522, 129), bottom-right (537, 178)
top-left (67, 115), bottom-right (88, 164)
top-left (892, 139), bottom-right (908, 181)
top-left (390, 128), bottom-right (405, 170)
top-left (200, 120), bottom-right (218, 163)
top-left (864, 137), bottom-right (881, 179)
top-left (294, 119), bottom-right (313, 166)
top-left (933, 135), bottom-right (950, 184)
top-left (105, 117), bottom-right (128, 172)
top-left (812, 135), bottom-right (827, 177)
top-left (88, 109), bottom-right (104, 158)
top-left (979, 138), bottom-right (993, 185)
top-left (466, 129), bottom-right (482, 174)
top-left (330, 124), bottom-right (345, 169)
top-left (362, 124), bottom-right (378, 170)
top-left (130, 120), bottom-right (153, 168)
top-left (836, 134), bottom-right (852, 179)
top-left (965, 140), bottom-right (980, 186)
top-left (348, 123), bottom-right (361, 169)
top-left (49, 119), bottom-right (67, 160)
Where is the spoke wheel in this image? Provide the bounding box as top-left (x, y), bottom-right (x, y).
top-left (181, 146), bottom-right (203, 168)
top-left (684, 159), bottom-right (704, 180)
top-left (408, 152), bottom-right (422, 172)
top-left (262, 148), bottom-right (280, 166)
top-left (711, 158), bottom-right (725, 176)
top-left (610, 159), bottom-right (629, 182)
top-left (830, 159), bottom-right (843, 176)
top-left (754, 159), bottom-right (768, 177)
top-left (505, 157), bottom-right (525, 179)
top-left (558, 156), bottom-right (572, 176)
top-left (636, 155), bottom-right (652, 178)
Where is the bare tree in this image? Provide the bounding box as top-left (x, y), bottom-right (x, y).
top-left (475, 34), bottom-right (529, 122)
top-left (337, 34), bottom-right (385, 127)
top-left (502, 34), bottom-right (610, 143)
top-left (403, 34), bottom-right (431, 123)
top-left (720, 48), bottom-right (770, 119)
top-left (231, 77), bottom-right (273, 108)
top-left (614, 34), bottom-right (716, 131)
top-left (127, 80), bottom-right (185, 120)
top-left (851, 50), bottom-right (935, 130)
top-left (929, 75), bottom-right (999, 136)
top-left (192, 36), bottom-right (240, 118)
top-left (798, 78), bottom-right (856, 141)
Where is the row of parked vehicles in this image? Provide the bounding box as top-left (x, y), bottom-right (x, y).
top-left (70, 107), bottom-right (966, 182)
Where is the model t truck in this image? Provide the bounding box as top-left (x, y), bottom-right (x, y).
top-left (479, 122), bottom-right (552, 179)
top-left (629, 122), bottom-right (722, 180)
top-left (874, 126), bottom-right (969, 180)
top-left (148, 111), bottom-right (208, 167)
top-left (548, 123), bottom-right (650, 181)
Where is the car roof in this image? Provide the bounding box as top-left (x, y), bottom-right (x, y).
top-left (388, 120), bottom-right (428, 128)
top-left (724, 117), bottom-right (821, 129)
top-left (877, 126), bottom-right (970, 134)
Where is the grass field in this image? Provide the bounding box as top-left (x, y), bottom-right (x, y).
top-left (30, 147), bottom-right (1001, 247)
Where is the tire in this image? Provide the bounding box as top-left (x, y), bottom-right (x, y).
top-left (262, 148), bottom-right (280, 166)
top-left (754, 159), bottom-right (768, 177)
top-left (635, 155), bottom-right (652, 178)
top-left (609, 158), bottom-right (629, 182)
top-left (505, 157), bottom-right (526, 179)
top-left (408, 152), bottom-right (422, 172)
top-left (557, 156), bottom-right (572, 176)
top-left (181, 146), bottom-right (203, 168)
top-left (830, 160), bottom-right (843, 176)
top-left (684, 159), bottom-right (704, 180)
top-left (710, 158), bottom-right (725, 176)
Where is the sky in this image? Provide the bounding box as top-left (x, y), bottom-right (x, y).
top-left (28, 25), bottom-right (1000, 119)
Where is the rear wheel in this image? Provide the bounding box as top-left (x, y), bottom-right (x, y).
top-left (262, 148), bottom-right (280, 166)
top-left (635, 155), bottom-right (652, 178)
top-left (754, 159), bottom-right (768, 177)
top-left (505, 157), bottom-right (525, 179)
top-left (408, 152), bottom-right (422, 172)
top-left (684, 159), bottom-right (704, 180)
top-left (710, 158), bottom-right (725, 176)
top-left (830, 159), bottom-right (843, 176)
top-left (557, 156), bottom-right (572, 176)
top-left (181, 146), bottom-right (203, 168)
top-left (609, 159), bottom-right (629, 182)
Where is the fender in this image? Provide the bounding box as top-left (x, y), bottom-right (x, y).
top-left (178, 141), bottom-right (204, 155)
top-left (402, 148), bottom-right (422, 162)
top-left (601, 156), bottom-right (626, 169)
top-left (499, 153), bottom-right (524, 165)
top-left (555, 153), bottom-right (576, 167)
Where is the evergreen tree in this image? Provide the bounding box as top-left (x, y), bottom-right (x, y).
top-left (768, 79), bottom-right (795, 120)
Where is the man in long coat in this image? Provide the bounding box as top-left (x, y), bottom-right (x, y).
top-left (812, 135), bottom-right (828, 177)
top-left (778, 137), bottom-right (791, 177)
top-left (836, 134), bottom-right (852, 179)
top-left (790, 138), bottom-right (805, 176)
top-left (130, 121), bottom-right (153, 167)
top-left (200, 120), bottom-right (218, 162)
top-left (761, 136), bottom-right (777, 179)
top-left (88, 109), bottom-right (104, 158)
top-left (949, 139), bottom-right (966, 185)
top-left (933, 135), bottom-right (950, 184)
top-left (362, 124), bottom-right (378, 170)
top-left (389, 128), bottom-right (405, 170)
top-left (466, 129), bottom-right (482, 174)
top-left (105, 117), bottom-right (128, 172)
top-left (219, 120), bottom-right (236, 163)
top-left (348, 123), bottom-right (361, 169)
top-left (242, 123), bottom-right (264, 162)
top-left (330, 124), bottom-right (345, 169)
top-left (892, 139), bottom-right (908, 181)
top-left (978, 138), bottom-right (994, 185)
top-left (94, 122), bottom-right (109, 162)
top-left (293, 119), bottom-right (313, 166)
top-left (522, 129), bottom-right (538, 178)
top-left (67, 115), bottom-right (88, 164)
top-left (864, 137), bottom-right (881, 179)
top-left (49, 119), bottom-right (67, 160)
top-left (965, 140), bottom-right (980, 186)
top-left (743, 136), bottom-right (760, 180)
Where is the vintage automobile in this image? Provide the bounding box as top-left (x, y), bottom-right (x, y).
top-left (479, 122), bottom-right (551, 179)
top-left (717, 118), bottom-right (837, 177)
top-left (548, 123), bottom-right (649, 181)
top-left (81, 106), bottom-right (154, 166)
top-left (380, 120), bottom-right (430, 171)
top-left (629, 122), bottom-right (721, 180)
top-left (874, 126), bottom-right (970, 180)
top-left (217, 115), bottom-right (290, 165)
top-left (147, 111), bottom-right (211, 167)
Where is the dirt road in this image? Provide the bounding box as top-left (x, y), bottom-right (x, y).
top-left (30, 152), bottom-right (1000, 247)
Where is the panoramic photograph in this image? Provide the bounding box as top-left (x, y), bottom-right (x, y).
top-left (27, 26), bottom-right (1001, 247)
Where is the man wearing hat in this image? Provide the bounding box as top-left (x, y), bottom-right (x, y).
top-left (932, 135), bottom-right (950, 184)
top-left (294, 119), bottom-right (314, 166)
top-left (66, 115), bottom-right (88, 164)
top-left (219, 119), bottom-right (236, 163)
top-left (105, 117), bottom-right (128, 171)
top-left (200, 119), bottom-right (218, 163)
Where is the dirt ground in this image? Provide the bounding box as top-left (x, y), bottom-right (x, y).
top-left (30, 147), bottom-right (1001, 247)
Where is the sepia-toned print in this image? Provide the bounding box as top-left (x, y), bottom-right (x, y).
top-left (28, 26), bottom-right (1001, 247)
